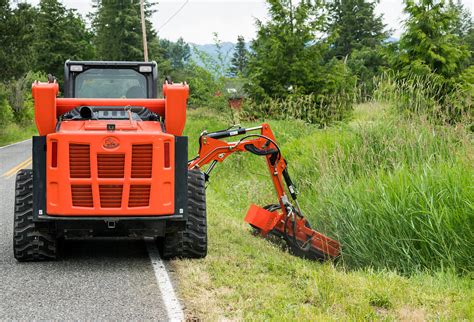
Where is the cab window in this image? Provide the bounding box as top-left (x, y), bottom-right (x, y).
top-left (74, 69), bottom-right (147, 98)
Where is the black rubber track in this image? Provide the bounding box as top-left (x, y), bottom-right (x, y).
top-left (13, 169), bottom-right (57, 261)
top-left (161, 169), bottom-right (207, 259)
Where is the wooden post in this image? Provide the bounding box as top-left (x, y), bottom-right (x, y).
top-left (140, 0), bottom-right (149, 62)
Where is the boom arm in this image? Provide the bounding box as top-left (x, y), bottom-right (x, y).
top-left (188, 124), bottom-right (340, 260)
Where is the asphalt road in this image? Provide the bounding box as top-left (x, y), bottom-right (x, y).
top-left (0, 140), bottom-right (171, 320)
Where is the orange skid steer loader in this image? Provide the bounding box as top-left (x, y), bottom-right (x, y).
top-left (13, 61), bottom-right (340, 261)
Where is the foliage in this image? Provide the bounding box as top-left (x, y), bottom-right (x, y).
top-left (186, 34), bottom-right (233, 112)
top-left (5, 71), bottom-right (47, 124)
top-left (395, 0), bottom-right (470, 79)
top-left (325, 0), bottom-right (390, 101)
top-left (347, 46), bottom-right (389, 100)
top-left (326, 0), bottom-right (389, 59)
top-left (0, 84), bottom-right (14, 126)
top-left (33, 0), bottom-right (94, 81)
top-left (172, 106), bottom-right (474, 320)
top-left (246, 0), bottom-right (356, 124)
top-left (247, 0), bottom-right (325, 99)
top-left (229, 35), bottom-right (249, 77)
top-left (0, 2), bottom-right (37, 81)
top-left (159, 37), bottom-right (191, 70)
top-left (90, 0), bottom-right (160, 61)
top-left (374, 71), bottom-right (472, 123)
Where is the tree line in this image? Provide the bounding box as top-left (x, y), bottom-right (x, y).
top-left (0, 0), bottom-right (472, 128)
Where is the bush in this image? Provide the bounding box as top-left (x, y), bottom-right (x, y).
top-left (0, 84), bottom-right (14, 125)
top-left (0, 97), bottom-right (14, 126)
top-left (241, 93), bottom-right (352, 126)
top-left (241, 58), bottom-right (357, 126)
top-left (4, 71), bottom-right (46, 124)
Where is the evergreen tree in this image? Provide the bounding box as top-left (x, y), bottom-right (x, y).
top-left (397, 0), bottom-right (470, 79)
top-left (327, 0), bottom-right (388, 59)
top-left (91, 0), bottom-right (160, 61)
top-left (34, 0), bottom-right (94, 80)
top-left (0, 2), bottom-right (37, 81)
top-left (229, 36), bottom-right (249, 76)
top-left (449, 0), bottom-right (473, 65)
top-left (248, 0), bottom-right (326, 98)
top-left (159, 37), bottom-right (191, 70)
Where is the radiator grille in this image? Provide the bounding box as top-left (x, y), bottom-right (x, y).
top-left (71, 185), bottom-right (93, 207)
top-left (69, 144), bottom-right (91, 178)
top-left (128, 185), bottom-right (151, 207)
top-left (131, 144), bottom-right (153, 178)
top-left (98, 154), bottom-right (125, 178)
top-left (99, 185), bottom-right (123, 208)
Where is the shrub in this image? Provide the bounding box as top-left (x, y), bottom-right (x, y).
top-left (0, 83), bottom-right (14, 125)
top-left (241, 92), bottom-right (353, 127)
top-left (5, 71), bottom-right (46, 124)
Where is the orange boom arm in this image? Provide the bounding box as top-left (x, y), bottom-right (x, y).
top-left (188, 124), bottom-right (340, 260)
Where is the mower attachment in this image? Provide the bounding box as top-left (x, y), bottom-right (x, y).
top-left (189, 124), bottom-right (341, 260)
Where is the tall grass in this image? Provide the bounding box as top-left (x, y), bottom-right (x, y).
top-left (240, 91), bottom-right (355, 127)
top-left (188, 103), bottom-right (473, 275)
top-left (373, 72), bottom-right (473, 124)
top-left (292, 113), bottom-right (473, 274)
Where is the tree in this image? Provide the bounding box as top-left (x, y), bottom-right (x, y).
top-left (91, 0), bottom-right (160, 61)
top-left (326, 0), bottom-right (388, 59)
top-left (33, 0), bottom-right (94, 80)
top-left (0, 2), bottom-right (37, 81)
top-left (449, 0), bottom-right (473, 66)
top-left (247, 0), bottom-right (326, 99)
top-left (396, 0), bottom-right (470, 79)
top-left (229, 36), bottom-right (249, 76)
top-left (159, 37), bottom-right (191, 70)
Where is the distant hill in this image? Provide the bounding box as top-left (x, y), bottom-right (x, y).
top-left (189, 37), bottom-right (398, 68)
top-left (190, 42), bottom-right (236, 67)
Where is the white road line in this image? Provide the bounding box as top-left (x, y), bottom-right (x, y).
top-left (145, 238), bottom-right (185, 322)
top-left (0, 139), bottom-right (30, 150)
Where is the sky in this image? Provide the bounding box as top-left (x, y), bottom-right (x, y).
top-left (25, 0), bottom-right (474, 44)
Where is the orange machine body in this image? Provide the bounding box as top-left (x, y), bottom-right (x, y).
top-left (32, 82), bottom-right (188, 136)
top-left (46, 121), bottom-right (175, 216)
top-left (32, 81), bottom-right (189, 217)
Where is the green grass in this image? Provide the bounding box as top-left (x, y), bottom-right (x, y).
top-left (172, 104), bottom-right (473, 320)
top-left (0, 122), bottom-right (36, 147)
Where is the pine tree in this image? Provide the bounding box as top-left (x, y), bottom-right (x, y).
top-left (34, 0), bottom-right (94, 80)
top-left (159, 37), bottom-right (191, 70)
top-left (229, 36), bottom-right (249, 76)
top-left (248, 0), bottom-right (326, 98)
top-left (397, 0), bottom-right (470, 79)
top-left (0, 2), bottom-right (37, 81)
top-left (91, 0), bottom-right (160, 61)
top-left (326, 0), bottom-right (389, 59)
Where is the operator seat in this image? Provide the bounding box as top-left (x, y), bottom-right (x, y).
top-left (126, 86), bottom-right (146, 98)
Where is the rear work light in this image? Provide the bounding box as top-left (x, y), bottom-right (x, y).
top-left (69, 65), bottom-right (83, 72)
top-left (139, 66), bottom-right (152, 73)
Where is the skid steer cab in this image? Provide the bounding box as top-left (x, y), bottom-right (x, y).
top-left (14, 60), bottom-right (340, 262)
top-left (14, 61), bottom-right (206, 261)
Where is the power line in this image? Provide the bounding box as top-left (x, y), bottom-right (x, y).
top-left (157, 0), bottom-right (190, 32)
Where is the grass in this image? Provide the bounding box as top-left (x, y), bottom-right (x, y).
top-left (0, 122), bottom-right (36, 147)
top-left (171, 104), bottom-right (473, 320)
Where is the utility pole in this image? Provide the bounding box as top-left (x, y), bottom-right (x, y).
top-left (140, 0), bottom-right (149, 62)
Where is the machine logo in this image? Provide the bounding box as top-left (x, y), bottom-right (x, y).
top-left (103, 137), bottom-right (120, 149)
